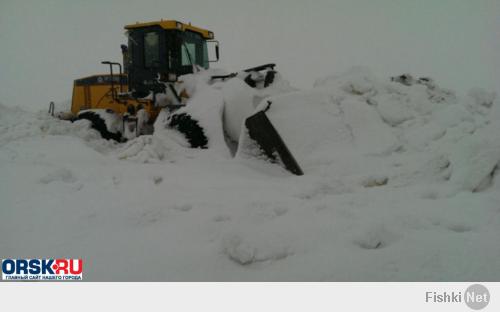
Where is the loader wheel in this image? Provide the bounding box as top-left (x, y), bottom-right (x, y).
top-left (244, 74), bottom-right (257, 88)
top-left (77, 111), bottom-right (122, 142)
top-left (168, 113), bottom-right (208, 148)
top-left (264, 70), bottom-right (276, 87)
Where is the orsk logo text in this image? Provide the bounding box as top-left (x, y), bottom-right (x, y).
top-left (2, 259), bottom-right (83, 280)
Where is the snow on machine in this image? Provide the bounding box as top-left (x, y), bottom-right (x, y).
top-left (56, 20), bottom-right (303, 175)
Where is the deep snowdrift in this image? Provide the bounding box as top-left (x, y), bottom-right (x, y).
top-left (237, 67), bottom-right (500, 194)
top-left (1, 67), bottom-right (499, 281)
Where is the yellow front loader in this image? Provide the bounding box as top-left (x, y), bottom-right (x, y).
top-left (56, 19), bottom-right (303, 175)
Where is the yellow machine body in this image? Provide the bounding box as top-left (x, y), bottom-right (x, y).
top-left (65, 20), bottom-right (302, 174)
top-left (70, 20), bottom-right (213, 121)
top-left (124, 20), bottom-right (214, 39)
top-left (70, 74), bottom-right (158, 119)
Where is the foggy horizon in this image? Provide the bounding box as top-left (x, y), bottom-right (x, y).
top-left (1, 0), bottom-right (499, 111)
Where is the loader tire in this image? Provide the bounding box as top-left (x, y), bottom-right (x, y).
top-left (77, 111), bottom-right (122, 142)
top-left (264, 70), bottom-right (276, 87)
top-left (168, 112), bottom-right (208, 148)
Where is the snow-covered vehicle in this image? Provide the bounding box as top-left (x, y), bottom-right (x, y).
top-left (57, 20), bottom-right (304, 175)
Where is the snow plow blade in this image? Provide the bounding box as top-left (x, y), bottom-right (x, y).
top-left (245, 110), bottom-right (304, 176)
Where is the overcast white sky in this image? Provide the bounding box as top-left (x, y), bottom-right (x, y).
top-left (0, 0), bottom-right (499, 111)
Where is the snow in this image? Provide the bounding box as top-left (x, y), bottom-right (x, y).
top-left (221, 78), bottom-right (257, 142)
top-left (447, 122), bottom-right (500, 193)
top-left (1, 67), bottom-right (500, 281)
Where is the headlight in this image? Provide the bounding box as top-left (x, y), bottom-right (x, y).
top-left (176, 22), bottom-right (183, 30)
top-left (208, 31), bottom-right (214, 39)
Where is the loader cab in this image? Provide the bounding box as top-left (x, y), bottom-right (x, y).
top-left (124, 20), bottom-right (218, 97)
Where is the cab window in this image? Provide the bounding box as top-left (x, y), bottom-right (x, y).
top-left (144, 32), bottom-right (159, 68)
top-left (180, 32), bottom-right (208, 69)
top-left (181, 43), bottom-right (197, 66)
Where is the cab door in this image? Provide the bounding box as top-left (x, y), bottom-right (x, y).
top-left (127, 26), bottom-right (165, 96)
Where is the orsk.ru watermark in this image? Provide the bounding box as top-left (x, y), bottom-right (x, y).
top-left (2, 259), bottom-right (83, 281)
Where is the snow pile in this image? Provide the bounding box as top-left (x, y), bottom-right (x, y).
top-left (447, 122), bottom-right (500, 192)
top-left (237, 67), bottom-right (500, 194)
top-left (116, 135), bottom-right (172, 163)
top-left (1, 67), bottom-right (500, 282)
top-left (0, 103), bottom-right (112, 150)
top-left (222, 230), bottom-right (293, 265)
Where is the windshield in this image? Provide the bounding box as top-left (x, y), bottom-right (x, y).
top-left (180, 31), bottom-right (208, 69)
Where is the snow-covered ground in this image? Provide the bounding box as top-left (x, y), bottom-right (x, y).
top-left (1, 68), bottom-right (499, 281)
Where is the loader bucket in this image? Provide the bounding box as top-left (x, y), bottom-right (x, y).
top-left (245, 110), bottom-right (304, 176)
